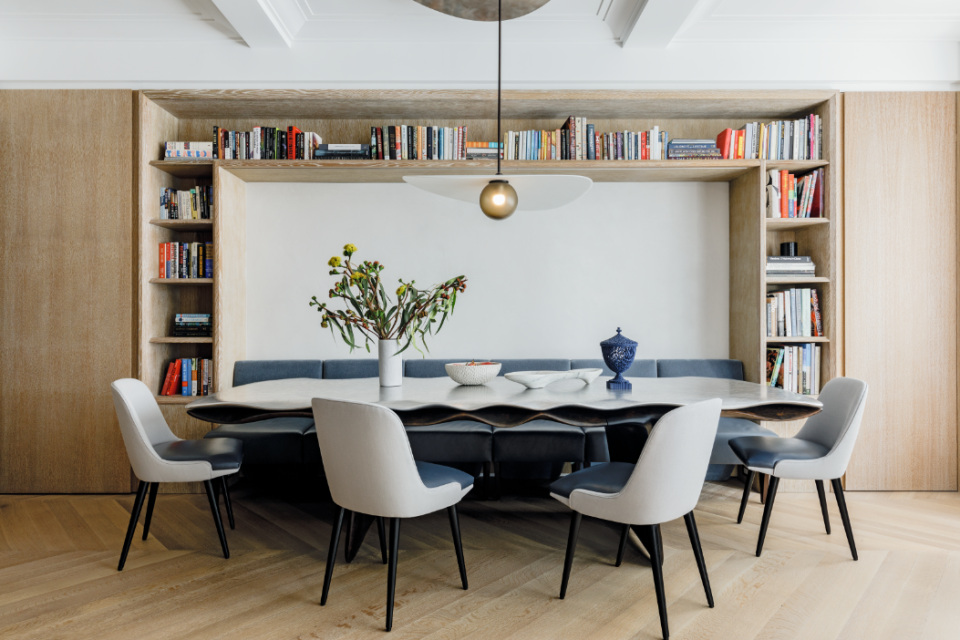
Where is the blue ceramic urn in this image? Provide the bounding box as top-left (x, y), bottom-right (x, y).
top-left (600, 328), bottom-right (637, 390)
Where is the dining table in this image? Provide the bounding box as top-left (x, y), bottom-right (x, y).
top-left (187, 375), bottom-right (822, 562)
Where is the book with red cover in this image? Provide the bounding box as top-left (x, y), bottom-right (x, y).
top-left (716, 129), bottom-right (734, 159)
top-left (811, 289), bottom-right (823, 336)
top-left (159, 244), bottom-right (165, 279)
top-left (168, 359), bottom-right (183, 396)
top-left (287, 126), bottom-right (302, 159)
top-left (160, 361), bottom-right (176, 396)
top-left (780, 170), bottom-right (789, 218)
top-left (736, 130), bottom-right (745, 159)
top-left (809, 168), bottom-right (824, 217)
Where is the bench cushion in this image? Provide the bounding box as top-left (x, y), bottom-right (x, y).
top-left (204, 418), bottom-right (314, 465)
top-left (323, 359), bottom-right (379, 379)
top-left (657, 359), bottom-right (745, 381)
top-left (154, 438), bottom-right (243, 471)
top-left (496, 359), bottom-right (570, 375)
top-left (233, 360), bottom-right (323, 387)
top-left (493, 420), bottom-right (585, 463)
top-left (404, 359), bottom-right (471, 378)
top-left (406, 421), bottom-right (494, 462)
top-left (570, 358), bottom-right (657, 378)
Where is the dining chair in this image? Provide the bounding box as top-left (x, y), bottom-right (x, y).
top-left (730, 377), bottom-right (868, 560)
top-left (312, 397), bottom-right (474, 632)
top-left (110, 378), bottom-right (243, 571)
top-left (549, 399), bottom-right (722, 640)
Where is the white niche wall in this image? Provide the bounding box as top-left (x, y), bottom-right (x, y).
top-left (245, 181), bottom-right (729, 362)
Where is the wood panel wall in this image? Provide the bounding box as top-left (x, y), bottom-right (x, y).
top-left (0, 90), bottom-right (135, 493)
top-left (844, 92), bottom-right (958, 491)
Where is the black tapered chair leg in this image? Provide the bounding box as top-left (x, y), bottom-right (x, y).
top-left (493, 462), bottom-right (502, 500)
top-left (376, 516), bottom-right (388, 564)
top-left (649, 524), bottom-right (670, 640)
top-left (118, 481), bottom-right (149, 571)
top-left (738, 470), bottom-right (756, 524)
top-left (615, 523), bottom-right (630, 567)
top-left (683, 512), bottom-right (714, 607)
top-left (815, 480), bottom-right (831, 535)
top-left (559, 511), bottom-right (583, 599)
top-left (220, 476), bottom-right (236, 530)
top-left (386, 518), bottom-right (401, 632)
top-left (756, 476), bottom-right (780, 557)
top-left (831, 479), bottom-right (858, 561)
top-left (141, 483), bottom-right (160, 541)
top-left (321, 506), bottom-right (345, 606)
top-left (203, 480), bottom-right (230, 559)
top-left (448, 505), bottom-right (468, 590)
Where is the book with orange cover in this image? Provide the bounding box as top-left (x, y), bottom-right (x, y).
top-left (287, 126), bottom-right (302, 159)
top-left (160, 361), bottom-right (176, 395)
top-left (780, 170), bottom-right (789, 218)
top-left (716, 129), bottom-right (734, 159)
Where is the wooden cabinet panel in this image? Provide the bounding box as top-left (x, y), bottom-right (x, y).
top-left (0, 90), bottom-right (135, 493)
top-left (844, 92), bottom-right (958, 490)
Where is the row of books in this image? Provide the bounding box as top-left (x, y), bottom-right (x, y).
top-left (369, 126), bottom-right (469, 160)
top-left (211, 127), bottom-right (324, 160)
top-left (159, 186), bottom-right (213, 220)
top-left (160, 358), bottom-right (213, 396)
top-left (172, 313), bottom-right (211, 338)
top-left (159, 242), bottom-right (213, 279)
top-left (767, 288), bottom-right (824, 338)
top-left (766, 344), bottom-right (821, 395)
top-left (165, 142), bottom-right (213, 159)
top-left (718, 115), bottom-right (823, 160)
top-left (767, 256), bottom-right (816, 278)
top-left (504, 120), bottom-right (673, 160)
top-left (767, 169), bottom-right (824, 218)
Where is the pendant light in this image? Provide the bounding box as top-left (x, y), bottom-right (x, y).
top-left (403, 0), bottom-right (592, 220)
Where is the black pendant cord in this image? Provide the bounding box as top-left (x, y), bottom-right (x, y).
top-left (496, 0), bottom-right (502, 176)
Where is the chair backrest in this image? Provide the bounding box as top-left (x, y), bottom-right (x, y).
top-left (312, 397), bottom-right (438, 518)
top-left (656, 359), bottom-right (744, 381)
top-left (571, 399), bottom-right (721, 525)
top-left (234, 360), bottom-right (323, 386)
top-left (110, 379), bottom-right (180, 481)
top-left (791, 377), bottom-right (869, 478)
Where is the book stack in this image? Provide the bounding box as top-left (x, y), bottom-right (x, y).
top-left (766, 345), bottom-right (821, 395)
top-left (160, 358), bottom-right (213, 396)
top-left (767, 288), bottom-right (823, 337)
top-left (212, 126), bottom-right (322, 160)
top-left (160, 186), bottom-right (213, 220)
top-left (667, 139), bottom-right (722, 160)
top-left (370, 126), bottom-right (468, 160)
top-left (766, 168), bottom-right (824, 218)
top-left (465, 142), bottom-right (503, 160)
top-left (173, 313), bottom-right (211, 338)
top-left (165, 142), bottom-right (213, 159)
top-left (313, 144), bottom-right (371, 160)
top-left (159, 242), bottom-right (213, 279)
top-left (766, 256), bottom-right (816, 278)
top-left (717, 115), bottom-right (822, 160)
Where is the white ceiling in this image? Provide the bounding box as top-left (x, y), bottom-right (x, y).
top-left (0, 0), bottom-right (958, 89)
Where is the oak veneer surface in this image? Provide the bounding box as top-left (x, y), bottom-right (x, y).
top-left (844, 92), bottom-right (958, 491)
top-left (0, 90), bottom-right (134, 493)
top-left (212, 167), bottom-right (246, 392)
top-left (728, 168), bottom-right (764, 385)
top-left (0, 487), bottom-right (958, 639)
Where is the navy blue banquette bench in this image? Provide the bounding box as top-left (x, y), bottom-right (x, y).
top-left (204, 358), bottom-right (776, 488)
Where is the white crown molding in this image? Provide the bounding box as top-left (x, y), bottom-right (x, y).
top-left (209, 0), bottom-right (305, 47)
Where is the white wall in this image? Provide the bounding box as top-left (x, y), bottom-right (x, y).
top-left (245, 182), bottom-right (729, 361)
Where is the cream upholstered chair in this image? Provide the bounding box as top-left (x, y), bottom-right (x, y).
top-left (111, 379), bottom-right (242, 570)
top-left (312, 397), bottom-right (473, 632)
top-left (549, 399), bottom-right (722, 640)
top-left (731, 377), bottom-right (868, 559)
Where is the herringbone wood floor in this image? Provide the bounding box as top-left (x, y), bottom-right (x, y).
top-left (1, 482), bottom-right (958, 640)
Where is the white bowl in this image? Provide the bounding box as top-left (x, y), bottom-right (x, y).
top-left (445, 362), bottom-right (501, 386)
top-left (504, 368), bottom-right (603, 389)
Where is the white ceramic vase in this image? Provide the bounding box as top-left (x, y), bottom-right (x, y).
top-left (378, 339), bottom-right (403, 387)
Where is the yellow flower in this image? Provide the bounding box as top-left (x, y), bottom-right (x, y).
top-left (328, 256), bottom-right (341, 267)
top-left (343, 243), bottom-right (358, 256)
top-left (351, 272), bottom-right (366, 283)
top-left (396, 284), bottom-right (406, 296)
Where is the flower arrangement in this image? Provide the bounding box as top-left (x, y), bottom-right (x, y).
top-left (310, 244), bottom-right (467, 354)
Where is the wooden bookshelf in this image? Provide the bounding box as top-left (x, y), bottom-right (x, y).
top-left (155, 395), bottom-right (197, 405)
top-left (134, 89), bottom-right (841, 493)
top-left (149, 278), bottom-right (213, 285)
top-left (767, 336), bottom-right (831, 343)
top-left (150, 337), bottom-right (213, 344)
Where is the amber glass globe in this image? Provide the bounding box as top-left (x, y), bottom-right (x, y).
top-left (479, 180), bottom-right (518, 220)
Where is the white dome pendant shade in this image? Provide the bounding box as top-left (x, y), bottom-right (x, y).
top-left (403, 175), bottom-right (592, 211)
top-left (402, 0), bottom-right (593, 219)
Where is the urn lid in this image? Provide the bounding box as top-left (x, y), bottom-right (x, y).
top-left (601, 328), bottom-right (637, 348)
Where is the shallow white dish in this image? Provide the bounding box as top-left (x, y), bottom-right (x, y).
top-left (504, 368), bottom-right (603, 389)
top-left (445, 362), bottom-right (502, 386)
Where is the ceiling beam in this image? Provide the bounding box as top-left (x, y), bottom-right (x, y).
top-left (209, 0), bottom-right (304, 48)
top-left (608, 0), bottom-right (712, 49)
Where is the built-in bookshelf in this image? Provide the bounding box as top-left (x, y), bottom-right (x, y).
top-left (135, 89), bottom-right (840, 492)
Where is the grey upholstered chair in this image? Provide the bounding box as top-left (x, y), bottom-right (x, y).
top-left (730, 377), bottom-right (868, 559)
top-left (111, 379), bottom-right (243, 570)
top-left (312, 397), bottom-right (474, 632)
top-left (549, 399), bottom-right (722, 640)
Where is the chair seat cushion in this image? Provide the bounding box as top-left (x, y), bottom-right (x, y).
top-left (416, 461), bottom-right (474, 490)
top-left (493, 420), bottom-right (585, 463)
top-left (154, 438), bottom-right (243, 471)
top-left (406, 421), bottom-right (494, 463)
top-left (711, 418), bottom-right (778, 465)
top-left (729, 436), bottom-right (830, 472)
top-left (204, 418), bottom-right (313, 465)
top-left (549, 462), bottom-right (635, 504)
